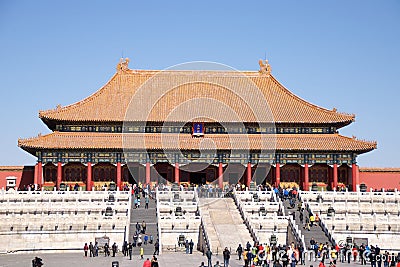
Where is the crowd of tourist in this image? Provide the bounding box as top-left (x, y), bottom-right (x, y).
top-left (23, 180), bottom-right (395, 267)
top-left (197, 240), bottom-right (400, 267)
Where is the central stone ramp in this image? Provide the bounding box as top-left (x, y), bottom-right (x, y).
top-left (199, 198), bottom-right (252, 253)
top-left (129, 193), bottom-right (158, 255)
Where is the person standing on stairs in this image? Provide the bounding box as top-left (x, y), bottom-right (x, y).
top-left (304, 215), bottom-right (310, 231)
top-left (145, 195), bottom-right (149, 209)
top-left (140, 247), bottom-right (144, 259)
top-left (128, 242), bottom-right (133, 260)
top-left (310, 213), bottom-right (315, 227)
top-left (299, 210), bottom-right (304, 224)
top-left (154, 240), bottom-right (159, 255)
top-left (142, 220), bottom-right (147, 234)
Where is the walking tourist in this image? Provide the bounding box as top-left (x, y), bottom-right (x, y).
top-left (206, 248), bottom-right (213, 267)
top-left (83, 243), bottom-right (88, 257)
top-left (145, 195), bottom-right (150, 209)
top-left (223, 247), bottom-right (230, 267)
top-left (151, 256), bottom-right (159, 267)
top-left (189, 239), bottom-right (194, 254)
top-left (104, 243), bottom-right (110, 256)
top-left (142, 258), bottom-right (151, 267)
top-left (142, 220), bottom-right (147, 234)
top-left (236, 244), bottom-right (243, 260)
top-left (112, 242), bottom-right (117, 257)
top-left (154, 240), bottom-right (159, 255)
top-left (94, 242), bottom-right (99, 256)
top-left (128, 242), bottom-right (133, 260)
top-left (89, 242), bottom-right (94, 257)
top-left (140, 247), bottom-right (144, 259)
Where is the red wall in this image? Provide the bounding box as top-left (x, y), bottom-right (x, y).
top-left (0, 166), bottom-right (34, 190)
top-left (359, 170), bottom-right (400, 191)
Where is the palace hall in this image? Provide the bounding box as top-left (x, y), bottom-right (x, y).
top-left (17, 58), bottom-right (377, 191)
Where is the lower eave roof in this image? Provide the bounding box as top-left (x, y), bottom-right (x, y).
top-left (18, 132), bottom-right (377, 155)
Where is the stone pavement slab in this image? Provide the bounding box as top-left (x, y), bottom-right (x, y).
top-left (0, 251), bottom-right (366, 267)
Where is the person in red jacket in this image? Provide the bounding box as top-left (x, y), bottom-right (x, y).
top-left (143, 258), bottom-right (151, 267)
top-left (83, 243), bottom-right (88, 257)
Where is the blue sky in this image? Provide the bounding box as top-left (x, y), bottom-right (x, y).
top-left (0, 0), bottom-right (399, 167)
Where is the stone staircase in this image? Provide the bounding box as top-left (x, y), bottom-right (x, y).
top-left (282, 197), bottom-right (331, 249)
top-left (128, 195), bottom-right (158, 255)
top-left (199, 198), bottom-right (252, 254)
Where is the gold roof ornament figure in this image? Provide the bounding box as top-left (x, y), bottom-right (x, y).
top-left (116, 57), bottom-right (130, 73)
top-left (259, 59), bottom-right (271, 76)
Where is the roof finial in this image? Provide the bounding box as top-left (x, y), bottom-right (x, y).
top-left (117, 57), bottom-right (130, 73)
top-left (259, 59), bottom-right (271, 76)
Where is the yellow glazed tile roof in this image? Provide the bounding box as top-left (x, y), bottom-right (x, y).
top-left (39, 68), bottom-right (354, 126)
top-left (18, 132), bottom-right (376, 152)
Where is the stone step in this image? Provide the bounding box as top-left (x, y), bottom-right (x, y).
top-left (128, 193), bottom-right (159, 256)
top-left (282, 197), bottom-right (332, 248)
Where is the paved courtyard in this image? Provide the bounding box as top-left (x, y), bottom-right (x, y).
top-left (0, 251), bottom-right (366, 267)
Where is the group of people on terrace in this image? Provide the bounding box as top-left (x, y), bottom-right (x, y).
top-left (202, 241), bottom-right (305, 267)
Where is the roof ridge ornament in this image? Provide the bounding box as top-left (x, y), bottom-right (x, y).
top-left (116, 57), bottom-right (130, 73)
top-left (259, 59), bottom-right (271, 76)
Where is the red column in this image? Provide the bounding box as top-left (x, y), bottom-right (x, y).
top-left (116, 162), bottom-right (122, 190)
top-left (174, 162), bottom-right (180, 184)
top-left (333, 163), bottom-right (338, 190)
top-left (352, 163), bottom-right (359, 191)
top-left (57, 162), bottom-right (62, 190)
top-left (246, 162), bottom-right (252, 188)
top-left (34, 163), bottom-right (38, 185)
top-left (87, 162), bottom-right (92, 191)
top-left (218, 163), bottom-right (223, 189)
top-left (275, 163), bottom-right (280, 187)
top-left (304, 163), bottom-right (309, 191)
top-left (37, 162), bottom-right (43, 187)
top-left (146, 162), bottom-right (151, 185)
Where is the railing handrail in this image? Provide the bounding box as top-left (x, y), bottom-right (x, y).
top-left (156, 187), bottom-right (162, 255)
top-left (194, 190), bottom-right (211, 252)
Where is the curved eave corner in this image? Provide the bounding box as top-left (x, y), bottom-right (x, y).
top-left (18, 137), bottom-right (37, 156)
top-left (37, 70), bottom-right (120, 126)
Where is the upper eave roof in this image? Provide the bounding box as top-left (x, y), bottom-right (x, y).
top-left (38, 65), bottom-right (355, 128)
top-left (18, 132), bottom-right (376, 155)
